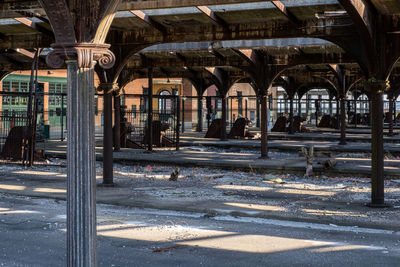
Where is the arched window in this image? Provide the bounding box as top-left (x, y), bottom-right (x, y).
top-left (158, 90), bottom-right (171, 113)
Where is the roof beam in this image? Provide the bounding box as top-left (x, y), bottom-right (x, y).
top-left (16, 11), bottom-right (50, 24)
top-left (271, 1), bottom-right (300, 25)
top-left (230, 48), bottom-right (254, 66)
top-left (197, 6), bottom-right (229, 30)
top-left (120, 0), bottom-right (267, 10)
top-left (337, 0), bottom-right (374, 41)
top-left (13, 17), bottom-right (53, 37)
top-left (130, 10), bottom-right (167, 35)
top-left (103, 16), bottom-right (357, 46)
top-left (13, 48), bottom-right (35, 59)
top-left (170, 51), bottom-right (186, 63)
top-left (209, 49), bottom-right (225, 61)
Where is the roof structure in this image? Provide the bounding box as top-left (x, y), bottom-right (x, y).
top-left (0, 1), bottom-right (399, 93)
top-left (1, 2), bottom-right (398, 264)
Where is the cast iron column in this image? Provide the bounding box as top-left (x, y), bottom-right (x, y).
top-left (388, 96), bottom-right (394, 136)
top-left (260, 94), bottom-right (268, 158)
top-left (61, 95), bottom-right (65, 141)
top-left (101, 83), bottom-right (117, 186)
top-left (339, 96), bottom-right (347, 145)
top-left (221, 95), bottom-right (227, 140)
top-left (256, 97), bottom-right (260, 127)
top-left (297, 98), bottom-right (301, 117)
top-left (66, 60), bottom-right (97, 266)
top-left (230, 97), bottom-right (233, 127)
top-left (114, 93), bottom-right (121, 151)
top-left (368, 100), bottom-right (372, 126)
top-left (394, 100), bottom-right (397, 127)
top-left (147, 68), bottom-right (153, 151)
top-left (181, 97), bottom-right (185, 133)
top-left (354, 97), bottom-right (358, 128)
top-left (368, 81), bottom-right (386, 207)
top-left (288, 96), bottom-right (294, 134)
top-left (39, 0), bottom-right (119, 264)
top-left (176, 96), bottom-right (180, 151)
top-left (336, 99), bottom-right (340, 129)
top-left (196, 96), bottom-right (203, 132)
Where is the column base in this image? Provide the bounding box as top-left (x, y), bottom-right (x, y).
top-left (366, 202), bottom-right (391, 208)
top-left (98, 182), bottom-right (116, 187)
top-left (259, 155), bottom-right (269, 159)
top-left (338, 141), bottom-right (347, 145)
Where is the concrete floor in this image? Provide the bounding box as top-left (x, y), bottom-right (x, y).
top-left (2, 128), bottom-right (400, 266)
top-left (0, 194), bottom-right (399, 267)
top-left (38, 130), bottom-right (400, 177)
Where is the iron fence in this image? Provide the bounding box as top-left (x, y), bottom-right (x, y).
top-left (121, 94), bottom-right (179, 148)
top-left (0, 111), bottom-right (29, 159)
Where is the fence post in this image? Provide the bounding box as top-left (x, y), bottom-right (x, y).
top-left (61, 94), bottom-right (64, 141)
top-left (181, 97), bottom-right (185, 133)
top-left (147, 68), bottom-right (153, 151)
top-left (176, 96), bottom-right (180, 151)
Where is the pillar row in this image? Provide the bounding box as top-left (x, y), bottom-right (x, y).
top-left (367, 80), bottom-right (387, 207)
top-left (339, 95), bottom-right (347, 145)
top-left (99, 83), bottom-right (118, 186)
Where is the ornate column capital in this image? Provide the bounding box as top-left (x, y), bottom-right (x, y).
top-left (98, 83), bottom-right (119, 94)
top-left (46, 42), bottom-right (116, 69)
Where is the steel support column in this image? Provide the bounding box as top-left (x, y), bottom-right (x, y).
top-left (230, 97), bottom-right (233, 127)
top-left (196, 96), bottom-right (203, 132)
top-left (288, 96), bottom-right (294, 134)
top-left (66, 60), bottom-right (97, 267)
top-left (61, 95), bottom-right (65, 141)
top-left (354, 97), bottom-right (358, 128)
top-left (147, 68), bottom-right (153, 151)
top-left (370, 90), bottom-right (385, 206)
top-left (113, 94), bottom-right (121, 151)
top-left (394, 100), bottom-right (397, 127)
top-left (298, 98), bottom-right (302, 117)
top-left (181, 98), bottom-right (185, 133)
top-left (339, 97), bottom-right (347, 145)
top-left (176, 96), bottom-right (181, 150)
top-left (260, 95), bottom-right (268, 158)
top-left (336, 99), bottom-right (340, 129)
top-left (388, 97), bottom-right (394, 136)
top-left (364, 79), bottom-right (388, 207)
top-left (102, 85), bottom-right (114, 185)
top-left (221, 96), bottom-right (227, 140)
top-left (256, 97), bottom-right (260, 127)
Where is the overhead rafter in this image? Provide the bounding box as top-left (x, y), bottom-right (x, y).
top-left (337, 0), bottom-right (374, 40)
top-left (120, 0), bottom-right (269, 10)
top-left (170, 51), bottom-right (186, 63)
top-left (336, 0), bottom-right (377, 73)
top-left (16, 11), bottom-right (50, 24)
top-left (271, 1), bottom-right (300, 26)
top-left (13, 17), bottom-right (53, 37)
top-left (197, 6), bottom-right (229, 30)
top-left (130, 10), bottom-right (167, 35)
top-left (13, 48), bottom-right (35, 59)
top-left (209, 49), bottom-right (225, 61)
top-left (230, 48), bottom-right (254, 66)
top-left (293, 47), bottom-right (306, 57)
